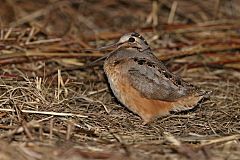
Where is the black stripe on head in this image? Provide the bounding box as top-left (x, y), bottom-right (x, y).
top-left (131, 32), bottom-right (148, 45)
top-left (131, 32), bottom-right (140, 37)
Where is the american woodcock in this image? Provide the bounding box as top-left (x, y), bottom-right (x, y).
top-left (98, 32), bottom-right (208, 124)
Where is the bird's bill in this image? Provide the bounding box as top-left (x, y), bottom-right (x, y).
top-left (83, 43), bottom-right (118, 52)
top-left (86, 52), bottom-right (111, 66)
top-left (85, 41), bottom-right (128, 66)
top-left (86, 44), bottom-right (121, 66)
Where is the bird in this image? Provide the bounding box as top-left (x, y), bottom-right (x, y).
top-left (96, 32), bottom-right (208, 124)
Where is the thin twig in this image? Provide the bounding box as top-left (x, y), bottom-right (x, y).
top-left (200, 134), bottom-right (240, 146)
top-left (168, 1), bottom-right (178, 24)
top-left (0, 108), bottom-right (87, 118)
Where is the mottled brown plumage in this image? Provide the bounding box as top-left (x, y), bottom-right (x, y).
top-left (103, 32), bottom-right (207, 124)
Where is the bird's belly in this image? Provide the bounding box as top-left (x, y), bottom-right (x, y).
top-left (104, 68), bottom-right (173, 122)
top-left (104, 65), bottom-right (202, 123)
top-left (105, 71), bottom-right (128, 106)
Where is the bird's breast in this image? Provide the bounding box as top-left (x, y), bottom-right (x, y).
top-left (104, 62), bottom-right (126, 104)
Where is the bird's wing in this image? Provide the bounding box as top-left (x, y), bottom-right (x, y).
top-left (125, 57), bottom-right (197, 102)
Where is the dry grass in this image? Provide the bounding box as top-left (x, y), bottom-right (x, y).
top-left (0, 0), bottom-right (240, 159)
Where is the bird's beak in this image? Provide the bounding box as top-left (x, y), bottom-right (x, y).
top-left (95, 43), bottom-right (119, 51)
top-left (86, 51), bottom-right (112, 66)
top-left (84, 42), bottom-right (121, 52)
top-left (85, 41), bottom-right (127, 66)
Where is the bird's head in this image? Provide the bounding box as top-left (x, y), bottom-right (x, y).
top-left (116, 32), bottom-right (150, 52)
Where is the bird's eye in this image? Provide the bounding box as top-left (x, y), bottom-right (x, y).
top-left (128, 37), bottom-right (135, 42)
